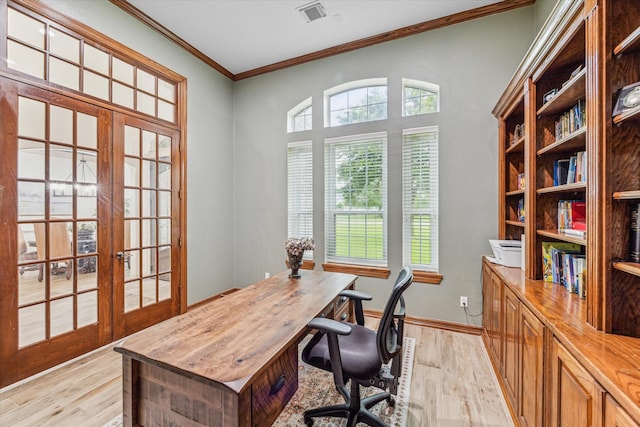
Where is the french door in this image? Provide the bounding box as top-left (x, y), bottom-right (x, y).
top-left (0, 78), bottom-right (181, 386)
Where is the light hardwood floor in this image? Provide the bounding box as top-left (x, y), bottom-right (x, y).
top-left (0, 321), bottom-right (513, 426)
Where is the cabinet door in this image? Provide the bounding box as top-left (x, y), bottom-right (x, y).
top-left (551, 338), bottom-right (604, 427)
top-left (605, 395), bottom-right (639, 427)
top-left (482, 263), bottom-right (492, 337)
top-left (489, 271), bottom-right (503, 368)
top-left (503, 286), bottom-right (519, 406)
top-left (518, 303), bottom-right (545, 427)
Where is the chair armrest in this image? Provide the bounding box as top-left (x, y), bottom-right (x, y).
top-left (339, 290), bottom-right (372, 326)
top-left (339, 289), bottom-right (372, 301)
top-left (308, 317), bottom-right (352, 335)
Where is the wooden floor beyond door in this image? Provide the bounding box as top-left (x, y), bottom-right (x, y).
top-left (0, 321), bottom-right (513, 426)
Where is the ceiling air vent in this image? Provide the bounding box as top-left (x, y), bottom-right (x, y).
top-left (297, 1), bottom-right (328, 23)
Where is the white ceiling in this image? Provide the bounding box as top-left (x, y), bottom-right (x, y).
top-left (126, 0), bottom-right (504, 75)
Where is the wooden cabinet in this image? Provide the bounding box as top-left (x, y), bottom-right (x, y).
top-left (494, 0), bottom-right (640, 338)
top-left (606, 395), bottom-right (640, 427)
top-left (489, 270), bottom-right (503, 368)
top-left (517, 303), bottom-right (545, 427)
top-left (550, 338), bottom-right (605, 427)
top-left (503, 286), bottom-right (519, 406)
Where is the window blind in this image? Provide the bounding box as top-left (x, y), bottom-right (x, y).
top-left (287, 141), bottom-right (313, 258)
top-left (325, 132), bottom-right (387, 266)
top-left (402, 127), bottom-right (439, 271)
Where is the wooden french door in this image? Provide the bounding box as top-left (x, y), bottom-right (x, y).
top-left (0, 78), bottom-right (181, 386)
top-left (112, 113), bottom-right (180, 338)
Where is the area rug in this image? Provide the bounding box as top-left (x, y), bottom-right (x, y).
top-left (103, 337), bottom-right (414, 427)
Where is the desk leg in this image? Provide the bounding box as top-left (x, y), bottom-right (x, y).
top-left (122, 355), bottom-right (140, 427)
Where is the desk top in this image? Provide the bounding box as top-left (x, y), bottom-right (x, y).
top-left (115, 270), bottom-right (356, 394)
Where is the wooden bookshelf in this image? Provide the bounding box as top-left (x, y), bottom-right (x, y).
top-left (489, 1), bottom-right (640, 424)
top-left (612, 104), bottom-right (640, 125)
top-left (613, 25), bottom-right (640, 56)
top-left (537, 229), bottom-right (586, 246)
top-left (613, 190), bottom-right (640, 200)
top-left (505, 136), bottom-right (525, 154)
top-left (506, 220), bottom-right (525, 228)
top-left (536, 181), bottom-right (587, 194)
top-left (536, 126), bottom-right (586, 155)
top-left (613, 261), bottom-right (640, 278)
top-left (536, 68), bottom-right (586, 117)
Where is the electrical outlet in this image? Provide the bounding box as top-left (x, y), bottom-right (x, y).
top-left (265, 272), bottom-right (270, 279)
top-left (460, 296), bottom-right (468, 307)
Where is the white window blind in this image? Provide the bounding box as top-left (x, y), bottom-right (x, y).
top-left (402, 127), bottom-right (438, 271)
top-left (287, 141), bottom-right (313, 258)
top-left (325, 132), bottom-right (387, 266)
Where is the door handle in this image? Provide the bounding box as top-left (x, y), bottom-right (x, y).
top-left (116, 251), bottom-right (125, 259)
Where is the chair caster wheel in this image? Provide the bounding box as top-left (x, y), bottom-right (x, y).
top-left (387, 396), bottom-right (396, 407)
top-left (304, 417), bottom-right (314, 426)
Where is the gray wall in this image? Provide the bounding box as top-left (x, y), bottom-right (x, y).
top-left (232, 7), bottom-right (535, 324)
top-left (43, 0), bottom-right (236, 305)
top-left (534, 0), bottom-right (560, 34)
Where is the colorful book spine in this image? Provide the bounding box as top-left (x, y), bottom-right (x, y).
top-left (629, 202), bottom-right (640, 263)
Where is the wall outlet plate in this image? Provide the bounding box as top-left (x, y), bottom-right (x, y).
top-left (460, 296), bottom-right (468, 307)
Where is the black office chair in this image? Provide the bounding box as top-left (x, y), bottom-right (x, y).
top-left (301, 266), bottom-right (413, 427)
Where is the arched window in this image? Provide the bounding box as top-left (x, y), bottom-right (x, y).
top-left (325, 79), bottom-right (387, 127)
top-left (403, 78), bottom-right (439, 116)
top-left (287, 97), bottom-right (312, 132)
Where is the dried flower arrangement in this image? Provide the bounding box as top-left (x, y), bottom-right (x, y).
top-left (284, 237), bottom-right (315, 256)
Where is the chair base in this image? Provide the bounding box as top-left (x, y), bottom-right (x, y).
top-left (303, 380), bottom-right (395, 427)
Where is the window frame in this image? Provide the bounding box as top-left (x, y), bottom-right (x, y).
top-left (287, 97), bottom-right (312, 133)
top-left (287, 140), bottom-right (314, 260)
top-left (324, 78), bottom-right (387, 128)
top-left (324, 131), bottom-right (388, 267)
top-left (402, 78), bottom-right (440, 117)
top-left (402, 126), bottom-right (439, 274)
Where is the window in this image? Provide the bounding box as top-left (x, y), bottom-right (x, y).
top-left (287, 141), bottom-right (313, 258)
top-left (403, 78), bottom-right (439, 116)
top-left (6, 6), bottom-right (178, 123)
top-left (287, 97), bottom-right (312, 132)
top-left (326, 79), bottom-right (387, 127)
top-left (402, 127), bottom-right (439, 271)
top-left (325, 132), bottom-right (387, 266)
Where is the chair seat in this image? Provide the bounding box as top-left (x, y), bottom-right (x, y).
top-left (303, 324), bottom-right (382, 381)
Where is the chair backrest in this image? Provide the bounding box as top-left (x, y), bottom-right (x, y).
top-left (376, 266), bottom-right (413, 363)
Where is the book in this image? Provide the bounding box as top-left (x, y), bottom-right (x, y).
top-left (629, 201), bottom-right (640, 263)
top-left (554, 159), bottom-right (570, 186)
top-left (558, 200), bottom-right (586, 232)
top-left (567, 156), bottom-right (577, 184)
top-left (542, 242), bottom-right (582, 283)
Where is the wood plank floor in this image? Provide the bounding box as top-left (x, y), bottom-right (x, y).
top-left (0, 321), bottom-right (513, 426)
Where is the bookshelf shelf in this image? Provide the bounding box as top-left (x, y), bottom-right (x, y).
top-left (613, 190), bottom-right (640, 200)
top-left (537, 182), bottom-right (587, 194)
top-left (506, 137), bottom-right (525, 154)
top-left (536, 69), bottom-right (586, 117)
top-left (537, 127), bottom-right (586, 156)
top-left (614, 25), bottom-right (640, 56)
top-left (506, 189), bottom-right (525, 197)
top-left (537, 229), bottom-right (586, 246)
top-left (612, 261), bottom-right (640, 277)
top-left (506, 220), bottom-right (525, 228)
top-left (612, 104), bottom-right (640, 125)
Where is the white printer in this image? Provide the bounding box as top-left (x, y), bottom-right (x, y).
top-left (488, 240), bottom-right (522, 268)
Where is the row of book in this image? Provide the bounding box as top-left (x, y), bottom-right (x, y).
top-left (553, 151), bottom-right (587, 186)
top-left (542, 242), bottom-right (586, 298)
top-left (554, 99), bottom-right (586, 140)
top-left (558, 200), bottom-right (586, 238)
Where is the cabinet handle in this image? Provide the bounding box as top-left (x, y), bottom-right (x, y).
top-left (341, 313), bottom-right (348, 321)
top-left (340, 296), bottom-right (347, 303)
top-left (270, 375), bottom-right (286, 395)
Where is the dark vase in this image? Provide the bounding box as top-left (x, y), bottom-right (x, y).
top-left (288, 251), bottom-right (303, 278)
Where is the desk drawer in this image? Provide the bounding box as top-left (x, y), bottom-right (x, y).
top-left (251, 344), bottom-right (298, 426)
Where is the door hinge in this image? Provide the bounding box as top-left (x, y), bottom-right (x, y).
top-left (178, 237), bottom-right (182, 247)
top-left (178, 190), bottom-right (182, 199)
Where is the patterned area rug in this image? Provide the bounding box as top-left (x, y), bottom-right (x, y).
top-left (103, 337), bottom-right (414, 427)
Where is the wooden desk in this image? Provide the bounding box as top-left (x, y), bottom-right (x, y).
top-left (115, 270), bottom-right (357, 427)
